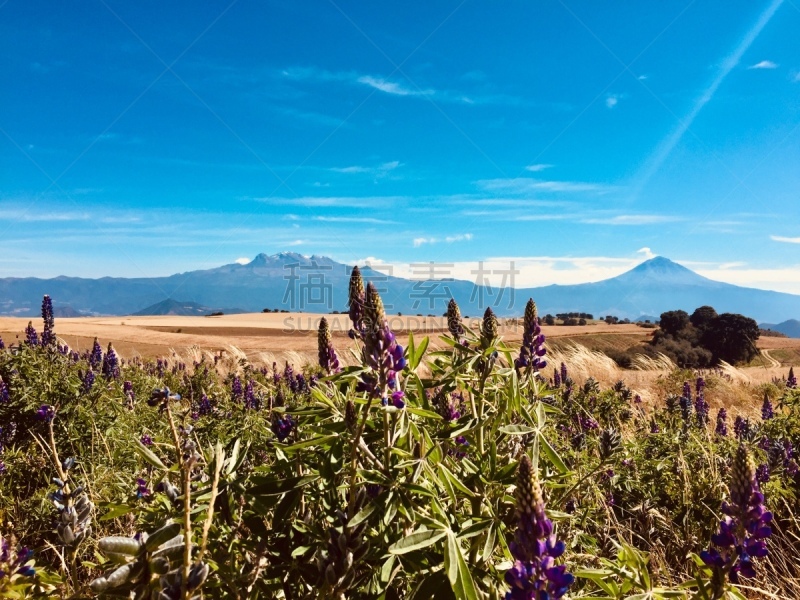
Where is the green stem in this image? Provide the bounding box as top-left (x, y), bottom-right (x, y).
top-left (347, 397), bottom-right (374, 518)
top-left (164, 402), bottom-right (191, 600)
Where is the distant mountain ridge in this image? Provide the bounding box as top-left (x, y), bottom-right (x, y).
top-left (132, 298), bottom-right (247, 317)
top-left (1, 253), bottom-right (799, 323)
top-left (759, 319), bottom-right (800, 338)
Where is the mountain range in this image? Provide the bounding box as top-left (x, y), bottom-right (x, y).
top-left (1, 253), bottom-right (799, 323)
top-left (759, 319), bottom-right (800, 338)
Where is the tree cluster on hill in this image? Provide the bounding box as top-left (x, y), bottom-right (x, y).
top-left (634, 305), bottom-right (759, 367)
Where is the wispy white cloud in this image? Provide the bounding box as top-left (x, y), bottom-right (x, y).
top-left (477, 177), bottom-right (613, 194)
top-left (771, 235), bottom-right (800, 244)
top-left (413, 233), bottom-right (473, 247)
top-left (329, 161), bottom-right (402, 177)
top-left (748, 60), bottom-right (778, 69)
top-left (288, 239), bottom-right (305, 246)
top-left (356, 75), bottom-right (432, 97)
top-left (234, 257), bottom-right (251, 265)
top-left (524, 164), bottom-right (553, 172)
top-left (605, 94), bottom-right (619, 109)
top-left (582, 214), bottom-right (681, 226)
top-left (313, 216), bottom-right (397, 224)
top-left (637, 247), bottom-right (655, 259)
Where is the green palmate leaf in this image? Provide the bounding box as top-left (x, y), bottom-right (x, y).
top-left (444, 530), bottom-right (480, 600)
top-left (388, 529), bottom-right (447, 555)
top-left (438, 463), bottom-right (475, 497)
top-left (133, 439), bottom-right (167, 471)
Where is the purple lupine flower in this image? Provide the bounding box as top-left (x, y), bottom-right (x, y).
top-left (679, 383), bottom-right (692, 424)
top-left (505, 454), bottom-right (574, 600)
top-left (347, 266), bottom-right (366, 339)
top-left (695, 393), bottom-right (710, 429)
top-left (553, 368), bottom-right (561, 388)
top-left (696, 376), bottom-right (706, 396)
top-left (135, 478), bottom-right (150, 499)
top-left (0, 337), bottom-right (5, 350)
top-left (438, 391), bottom-right (465, 422)
top-left (271, 413), bottom-right (294, 442)
top-left (701, 445), bottom-right (772, 590)
top-left (578, 414), bottom-right (598, 431)
top-left (0, 533), bottom-right (36, 579)
top-left (123, 380), bottom-right (134, 403)
top-left (88, 338), bottom-right (103, 369)
top-left (761, 394), bottom-right (774, 421)
top-left (244, 379), bottom-right (259, 410)
top-left (359, 283), bottom-right (406, 404)
top-left (515, 299), bottom-right (547, 373)
top-left (140, 434), bottom-right (153, 446)
top-left (756, 464), bottom-right (770, 485)
top-left (0, 378), bottom-right (8, 404)
top-left (481, 307), bottom-right (499, 350)
top-left (101, 343), bottom-right (119, 379)
top-left (24, 322), bottom-right (38, 347)
top-left (787, 367), bottom-right (797, 389)
top-left (446, 298), bottom-right (465, 342)
top-left (317, 317), bottom-right (341, 374)
top-left (41, 295), bottom-right (55, 346)
top-left (82, 369), bottom-right (95, 393)
top-left (35, 405), bottom-right (55, 422)
top-left (734, 416), bottom-right (751, 441)
top-left (650, 420), bottom-right (660, 434)
top-left (560, 362), bottom-right (568, 385)
top-left (231, 375), bottom-right (243, 402)
top-left (198, 394), bottom-right (213, 416)
top-left (716, 408), bottom-right (728, 437)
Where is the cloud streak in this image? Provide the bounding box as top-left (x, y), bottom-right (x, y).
top-left (634, 0), bottom-right (785, 194)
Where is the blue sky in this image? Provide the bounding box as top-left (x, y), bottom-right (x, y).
top-left (2, 1), bottom-right (800, 291)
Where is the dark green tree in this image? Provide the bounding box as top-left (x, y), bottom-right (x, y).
top-left (704, 313), bottom-right (760, 364)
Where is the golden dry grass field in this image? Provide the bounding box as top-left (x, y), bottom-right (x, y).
top-left (1, 312), bottom-right (797, 420)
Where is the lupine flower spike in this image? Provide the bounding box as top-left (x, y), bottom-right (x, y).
top-left (715, 408), bottom-right (728, 437)
top-left (348, 266), bottom-right (366, 339)
top-left (360, 283), bottom-right (406, 408)
top-left (701, 445), bottom-right (772, 597)
top-left (480, 307), bottom-right (498, 350)
top-left (515, 299), bottom-right (547, 374)
top-left (41, 295), bottom-right (56, 346)
top-left (318, 317), bottom-right (341, 374)
top-left (446, 298), bottom-right (465, 343)
top-left (787, 367), bottom-right (797, 389)
top-left (761, 393), bottom-right (774, 421)
top-left (505, 454), bottom-right (574, 599)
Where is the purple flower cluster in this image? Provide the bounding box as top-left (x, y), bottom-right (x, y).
top-left (198, 394), bottom-right (213, 416)
top-left (701, 445), bottom-right (772, 588)
top-left (82, 369), bottom-right (95, 393)
top-left (761, 394), bottom-right (774, 421)
top-left (787, 367), bottom-right (797, 389)
top-left (89, 339), bottom-right (103, 370)
top-left (135, 478), bottom-right (150, 499)
top-left (560, 363), bottom-right (568, 385)
top-left (0, 337), bottom-right (5, 350)
top-left (24, 322), bottom-right (38, 347)
top-left (41, 295), bottom-right (56, 346)
top-left (515, 299), bottom-right (547, 373)
top-left (734, 416), bottom-right (751, 441)
top-left (359, 283), bottom-right (407, 407)
top-left (715, 408), bottom-right (728, 437)
top-left (35, 405), bottom-right (55, 422)
top-left (505, 454), bottom-right (574, 599)
top-left (552, 369), bottom-right (561, 388)
top-left (0, 533), bottom-right (36, 580)
top-left (140, 434), bottom-right (153, 446)
top-left (0, 378), bottom-right (8, 404)
top-left (101, 343), bottom-right (119, 379)
top-left (317, 317), bottom-right (341, 374)
top-left (244, 379), bottom-right (260, 410)
top-left (123, 380), bottom-right (134, 404)
top-left (271, 413), bottom-right (295, 442)
top-left (231, 376), bottom-right (243, 402)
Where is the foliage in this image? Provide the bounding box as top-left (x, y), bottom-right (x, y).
top-left (0, 289), bottom-right (798, 599)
